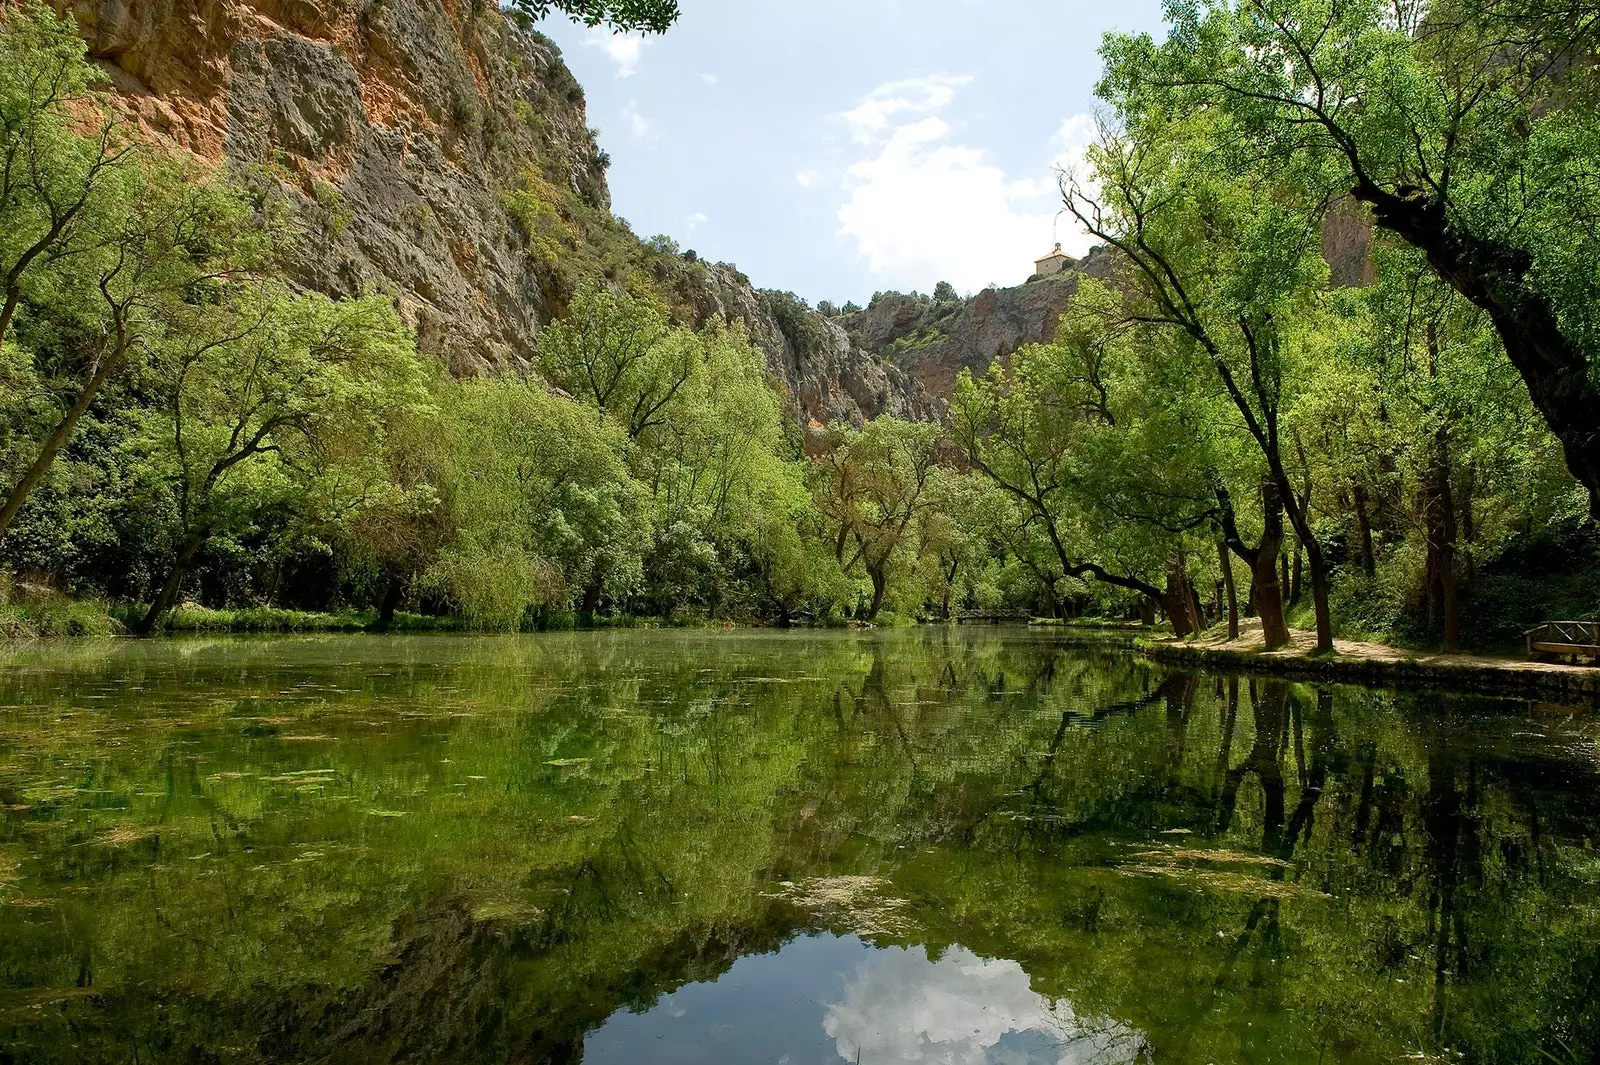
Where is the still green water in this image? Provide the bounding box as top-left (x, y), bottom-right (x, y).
top-left (0, 629), bottom-right (1597, 1064)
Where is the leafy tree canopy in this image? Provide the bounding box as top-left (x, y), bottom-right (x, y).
top-left (506, 0), bottom-right (681, 33)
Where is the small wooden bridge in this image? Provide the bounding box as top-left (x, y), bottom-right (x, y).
top-left (1526, 621), bottom-right (1600, 665)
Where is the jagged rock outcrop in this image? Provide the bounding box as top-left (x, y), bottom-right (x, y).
top-left (838, 247), bottom-right (1118, 400)
top-left (669, 264), bottom-right (936, 427)
top-left (48, 0), bottom-right (934, 426)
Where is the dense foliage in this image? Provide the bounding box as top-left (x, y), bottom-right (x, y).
top-left (1, 0), bottom-right (1597, 648)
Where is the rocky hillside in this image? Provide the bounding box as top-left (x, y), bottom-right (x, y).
top-left (836, 247), bottom-right (1119, 399)
top-left (54, 0), bottom-right (934, 426)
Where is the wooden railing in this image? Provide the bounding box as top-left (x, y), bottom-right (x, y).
top-left (1525, 621), bottom-right (1600, 664)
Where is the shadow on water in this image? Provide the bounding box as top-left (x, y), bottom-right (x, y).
top-left (0, 628), bottom-right (1598, 1063)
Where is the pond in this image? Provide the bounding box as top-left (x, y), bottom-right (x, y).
top-left (0, 628), bottom-right (1597, 1064)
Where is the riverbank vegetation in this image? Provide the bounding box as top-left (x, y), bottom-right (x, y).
top-left (1, 1), bottom-right (1597, 651)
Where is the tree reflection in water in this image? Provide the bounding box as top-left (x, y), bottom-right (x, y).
top-left (0, 629), bottom-right (1596, 1064)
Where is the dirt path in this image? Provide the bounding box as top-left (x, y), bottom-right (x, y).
top-left (1133, 622), bottom-right (1600, 702)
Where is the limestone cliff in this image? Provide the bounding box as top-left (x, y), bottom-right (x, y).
top-left (50, 0), bottom-right (934, 427)
top-left (839, 247), bottom-right (1119, 400)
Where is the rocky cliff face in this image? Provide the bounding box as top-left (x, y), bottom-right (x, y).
top-left (61, 0), bottom-right (609, 374)
top-left (51, 0), bottom-right (938, 427)
top-left (838, 247), bottom-right (1119, 400)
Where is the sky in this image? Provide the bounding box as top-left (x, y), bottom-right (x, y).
top-left (537, 0), bottom-right (1169, 307)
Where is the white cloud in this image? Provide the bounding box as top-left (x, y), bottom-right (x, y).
top-left (795, 168), bottom-right (822, 189)
top-left (834, 81), bottom-right (1048, 292)
top-left (1050, 112), bottom-right (1101, 257)
top-left (823, 944), bottom-right (1145, 1065)
top-left (834, 79), bottom-right (1101, 291)
top-left (622, 99), bottom-right (651, 140)
top-left (840, 74), bottom-right (974, 144)
top-left (686, 211), bottom-right (708, 233)
top-left (587, 29), bottom-right (647, 78)
top-left (698, 72), bottom-right (719, 85)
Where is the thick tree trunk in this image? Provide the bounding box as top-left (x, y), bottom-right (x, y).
top-left (377, 572), bottom-right (408, 631)
top-left (1289, 541), bottom-right (1303, 607)
top-left (1251, 543), bottom-right (1291, 650)
top-left (0, 349), bottom-right (125, 543)
top-left (1357, 182), bottom-right (1600, 518)
top-left (1251, 486), bottom-right (1292, 650)
top-left (865, 564), bottom-right (887, 621)
top-left (580, 575), bottom-right (604, 618)
top-left (1217, 482), bottom-right (1290, 648)
top-left (1302, 540), bottom-right (1336, 655)
top-left (1162, 553), bottom-right (1202, 637)
top-left (1353, 484), bottom-right (1377, 578)
top-left (1219, 539), bottom-right (1240, 640)
top-left (136, 530), bottom-right (208, 636)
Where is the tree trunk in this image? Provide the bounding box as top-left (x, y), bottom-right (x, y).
top-left (1251, 543), bottom-right (1291, 650)
top-left (1275, 481), bottom-right (1334, 652)
top-left (1423, 325), bottom-right (1462, 654)
top-left (1248, 485), bottom-right (1291, 649)
top-left (1356, 182), bottom-right (1600, 519)
top-left (1163, 553), bottom-right (1201, 637)
top-left (1219, 539), bottom-right (1240, 640)
top-left (1289, 541), bottom-right (1303, 607)
top-left (0, 349), bottom-right (126, 543)
top-left (136, 530), bottom-right (208, 636)
top-left (377, 572), bottom-right (407, 631)
top-left (1353, 484), bottom-right (1377, 578)
top-left (1424, 430), bottom-right (1462, 654)
top-left (1216, 481), bottom-right (1289, 647)
top-left (865, 563), bottom-right (887, 621)
top-left (1302, 539), bottom-right (1336, 655)
top-left (580, 574), bottom-right (604, 618)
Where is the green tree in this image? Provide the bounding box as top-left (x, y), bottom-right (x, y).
top-left (810, 418), bottom-right (941, 621)
top-left (131, 288), bottom-right (428, 633)
top-left (1101, 0), bottom-right (1600, 516)
top-left (423, 378), bottom-right (648, 627)
top-left (951, 296), bottom-right (1215, 633)
top-left (537, 285), bottom-right (693, 441)
top-left (507, 0), bottom-right (681, 33)
top-left (0, 1), bottom-right (129, 352)
top-left (1062, 105), bottom-right (1337, 649)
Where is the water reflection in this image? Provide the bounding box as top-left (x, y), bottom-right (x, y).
top-left (0, 629), bottom-right (1596, 1064)
top-left (824, 941), bottom-right (1141, 1065)
top-left (586, 934), bottom-right (1142, 1065)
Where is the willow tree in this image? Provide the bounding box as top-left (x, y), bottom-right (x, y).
top-left (809, 417), bottom-right (940, 621)
top-left (132, 288), bottom-right (429, 633)
top-left (952, 281), bottom-right (1225, 636)
top-left (1101, 0), bottom-right (1600, 517)
top-left (1063, 104), bottom-right (1337, 651)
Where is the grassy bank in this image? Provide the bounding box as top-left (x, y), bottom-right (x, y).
top-left (0, 599), bottom-right (122, 639)
top-left (0, 599), bottom-right (758, 640)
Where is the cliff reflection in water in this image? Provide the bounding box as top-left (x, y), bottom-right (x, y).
top-left (0, 628), bottom-right (1597, 1064)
